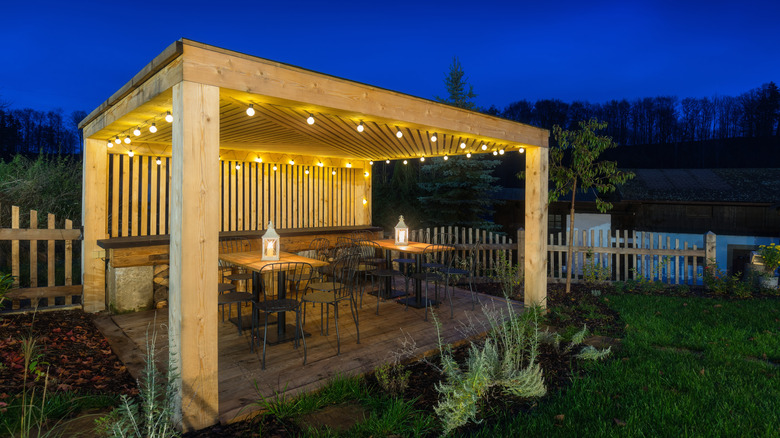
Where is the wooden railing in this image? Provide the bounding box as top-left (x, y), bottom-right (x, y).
top-left (0, 204), bottom-right (82, 311)
top-left (410, 227), bottom-right (519, 281)
top-left (547, 229), bottom-right (714, 284)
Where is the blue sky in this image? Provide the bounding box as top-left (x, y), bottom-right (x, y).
top-left (1, 0), bottom-right (778, 115)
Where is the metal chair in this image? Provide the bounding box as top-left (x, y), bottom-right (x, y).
top-left (299, 237), bottom-right (330, 283)
top-left (220, 237), bottom-right (254, 289)
top-left (411, 243), bottom-right (456, 320)
top-left (355, 239), bottom-right (401, 314)
top-left (251, 262), bottom-right (312, 369)
top-left (218, 237), bottom-right (253, 326)
top-left (441, 238), bottom-right (482, 311)
top-left (303, 249), bottom-right (361, 355)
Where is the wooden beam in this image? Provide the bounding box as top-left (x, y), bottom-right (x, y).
top-left (524, 146), bottom-right (548, 308)
top-left (169, 80), bottom-right (220, 431)
top-left (180, 41), bottom-right (548, 148)
top-left (82, 138), bottom-right (108, 312)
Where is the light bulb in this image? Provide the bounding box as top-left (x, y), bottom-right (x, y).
top-left (519, 147), bottom-right (525, 154)
top-left (493, 151), bottom-right (498, 156)
top-left (246, 104), bottom-right (255, 116)
top-left (420, 156), bottom-right (425, 162)
top-left (115, 136), bottom-right (121, 144)
top-left (466, 153), bottom-right (472, 158)
top-left (156, 157), bottom-right (162, 165)
top-left (273, 165), bottom-right (277, 171)
top-left (165, 111), bottom-right (173, 123)
top-left (443, 155), bottom-right (449, 161)
top-left (362, 197), bottom-right (367, 205)
top-left (236, 164), bottom-right (241, 170)
top-left (481, 144), bottom-right (487, 151)
top-left (318, 161), bottom-right (324, 167)
top-left (403, 160), bottom-right (408, 165)
top-left (346, 162), bottom-right (352, 168)
top-left (306, 114), bottom-right (315, 125)
top-left (106, 141), bottom-right (113, 148)
top-left (149, 123), bottom-right (157, 133)
top-left (255, 157), bottom-right (263, 162)
top-left (332, 170), bottom-right (336, 175)
top-left (128, 151), bottom-right (134, 157)
top-left (357, 121), bottom-right (364, 132)
top-left (133, 127), bottom-right (141, 136)
top-left (386, 159), bottom-right (390, 164)
top-left (305, 169), bottom-right (310, 175)
top-left (289, 160), bottom-right (295, 165)
top-left (369, 161), bottom-right (374, 165)
top-left (396, 129), bottom-right (403, 138)
top-left (499, 149), bottom-right (505, 155)
top-left (364, 171), bottom-right (369, 177)
top-left (460, 142), bottom-right (466, 149)
top-left (430, 134), bottom-right (437, 142)
top-left (124, 135), bottom-right (131, 144)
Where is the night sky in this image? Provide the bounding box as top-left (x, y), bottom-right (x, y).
top-left (2, 0), bottom-right (778, 115)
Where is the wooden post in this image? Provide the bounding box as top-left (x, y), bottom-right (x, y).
top-left (704, 231), bottom-right (717, 270)
top-left (81, 137), bottom-right (108, 312)
top-left (169, 80), bottom-right (220, 431)
top-left (524, 146), bottom-right (548, 308)
top-left (516, 228), bottom-right (525, 281)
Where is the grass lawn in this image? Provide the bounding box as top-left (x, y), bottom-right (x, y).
top-left (472, 294), bottom-right (780, 437)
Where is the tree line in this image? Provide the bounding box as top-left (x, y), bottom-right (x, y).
top-left (485, 82), bottom-right (780, 145)
top-left (0, 99), bottom-right (86, 159)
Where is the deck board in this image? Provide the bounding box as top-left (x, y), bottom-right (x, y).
top-left (100, 280), bottom-right (520, 424)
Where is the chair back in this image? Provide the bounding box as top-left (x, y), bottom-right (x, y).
top-left (329, 249), bottom-right (361, 299)
top-left (256, 262), bottom-right (313, 303)
top-left (422, 243), bottom-right (455, 271)
top-left (354, 239), bottom-right (382, 261)
top-left (464, 238), bottom-right (482, 278)
top-left (308, 237), bottom-right (330, 261)
top-left (218, 237), bottom-right (252, 268)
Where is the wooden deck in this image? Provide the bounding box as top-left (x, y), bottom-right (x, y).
top-left (95, 281), bottom-right (520, 424)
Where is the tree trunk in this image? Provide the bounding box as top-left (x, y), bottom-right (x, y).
top-left (565, 179), bottom-right (577, 293)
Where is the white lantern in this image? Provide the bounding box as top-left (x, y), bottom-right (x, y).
top-left (394, 215), bottom-right (409, 246)
top-left (261, 221), bottom-right (280, 261)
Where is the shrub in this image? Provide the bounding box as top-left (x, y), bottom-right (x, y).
top-left (489, 253), bottom-right (522, 298)
top-left (758, 243), bottom-right (780, 273)
top-left (582, 249), bottom-right (610, 286)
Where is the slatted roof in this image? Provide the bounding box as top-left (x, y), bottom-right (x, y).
top-left (80, 39), bottom-right (548, 162)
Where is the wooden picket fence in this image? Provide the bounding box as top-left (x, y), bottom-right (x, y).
top-left (410, 226), bottom-right (520, 282)
top-left (547, 229), bottom-right (714, 285)
top-left (0, 204), bottom-right (82, 311)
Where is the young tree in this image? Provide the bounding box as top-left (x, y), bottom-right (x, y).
top-left (435, 56), bottom-right (477, 110)
top-left (548, 119), bottom-right (634, 293)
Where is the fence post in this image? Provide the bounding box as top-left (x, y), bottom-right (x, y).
top-left (516, 228), bottom-right (525, 280)
top-left (704, 231), bottom-right (717, 270)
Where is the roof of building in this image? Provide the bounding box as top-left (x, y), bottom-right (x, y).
top-left (619, 168), bottom-right (780, 203)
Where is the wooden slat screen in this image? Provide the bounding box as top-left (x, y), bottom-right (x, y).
top-left (107, 154), bottom-right (361, 237)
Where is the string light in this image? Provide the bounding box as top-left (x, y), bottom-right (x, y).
top-left (149, 123), bottom-right (157, 133)
top-left (519, 147), bottom-right (526, 154)
top-left (156, 157), bottom-right (162, 165)
top-left (362, 197), bottom-right (367, 205)
top-left (165, 111), bottom-right (173, 123)
top-left (255, 157), bottom-right (263, 163)
top-left (369, 160), bottom-right (374, 165)
top-left (317, 161), bottom-right (324, 167)
top-left (357, 121), bottom-right (364, 132)
top-left (246, 104), bottom-right (255, 116)
top-left (133, 127), bottom-right (141, 136)
top-left (403, 160), bottom-right (408, 165)
top-left (106, 140), bottom-right (113, 148)
top-left (396, 129), bottom-right (403, 138)
top-left (466, 153), bottom-right (472, 158)
top-left (124, 135), bottom-right (131, 144)
top-left (443, 155), bottom-right (448, 161)
top-left (305, 169), bottom-right (310, 175)
top-left (236, 164), bottom-right (241, 170)
top-left (499, 149), bottom-right (505, 155)
top-left (273, 165), bottom-right (278, 171)
top-left (420, 156), bottom-right (425, 162)
top-left (306, 114), bottom-right (315, 125)
top-left (364, 171), bottom-right (370, 177)
top-left (346, 162), bottom-right (352, 168)
top-left (430, 133), bottom-right (437, 142)
top-left (289, 160), bottom-right (295, 165)
top-left (481, 144), bottom-right (487, 151)
top-left (493, 151), bottom-right (498, 156)
top-left (332, 170), bottom-right (336, 175)
top-left (114, 136), bottom-right (121, 144)
top-left (128, 150), bottom-right (134, 157)
top-left (460, 142), bottom-right (466, 149)
top-left (386, 159), bottom-right (390, 164)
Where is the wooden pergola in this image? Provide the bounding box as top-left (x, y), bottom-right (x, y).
top-left (79, 39), bottom-right (548, 431)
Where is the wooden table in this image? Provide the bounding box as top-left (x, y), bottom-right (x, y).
top-left (219, 251), bottom-right (328, 344)
top-left (372, 239), bottom-right (453, 309)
